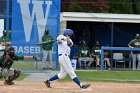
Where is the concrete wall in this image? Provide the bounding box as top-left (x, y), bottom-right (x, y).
top-left (60, 21), bottom-right (67, 34)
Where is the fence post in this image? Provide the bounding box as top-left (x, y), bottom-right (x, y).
top-left (6, 0), bottom-right (10, 35)
top-left (100, 46), bottom-right (104, 71)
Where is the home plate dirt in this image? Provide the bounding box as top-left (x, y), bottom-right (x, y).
top-left (0, 81), bottom-right (139, 93)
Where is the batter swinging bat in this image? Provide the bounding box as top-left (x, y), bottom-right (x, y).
top-left (36, 40), bottom-right (57, 45)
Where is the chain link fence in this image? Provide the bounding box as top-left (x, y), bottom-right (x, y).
top-left (0, 0), bottom-right (12, 31)
top-left (0, 0), bottom-right (6, 17)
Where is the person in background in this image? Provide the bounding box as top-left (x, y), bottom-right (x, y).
top-left (78, 40), bottom-right (93, 69)
top-left (91, 41), bottom-right (111, 70)
top-left (0, 30), bottom-right (11, 56)
top-left (128, 33), bottom-right (140, 70)
top-left (42, 29), bottom-right (54, 70)
top-left (90, 41), bottom-right (101, 69)
top-left (104, 51), bottom-right (111, 70)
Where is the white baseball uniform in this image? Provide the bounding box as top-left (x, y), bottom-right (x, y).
top-left (57, 35), bottom-right (77, 79)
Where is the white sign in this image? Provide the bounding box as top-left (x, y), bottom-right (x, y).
top-left (0, 19), bottom-right (4, 37)
top-left (17, 0), bottom-right (52, 42)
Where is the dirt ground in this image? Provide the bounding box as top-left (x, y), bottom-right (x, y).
top-left (0, 81), bottom-right (139, 93)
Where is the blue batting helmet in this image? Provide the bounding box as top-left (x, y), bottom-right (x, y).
top-left (64, 29), bottom-right (73, 36)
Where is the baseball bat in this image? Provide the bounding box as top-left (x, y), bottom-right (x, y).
top-left (36, 40), bottom-right (57, 45)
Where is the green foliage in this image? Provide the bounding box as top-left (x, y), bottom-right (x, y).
top-left (108, 0), bottom-right (140, 14)
top-left (61, 0), bottom-right (140, 14)
top-left (59, 71), bottom-right (140, 83)
top-left (71, 2), bottom-right (83, 12)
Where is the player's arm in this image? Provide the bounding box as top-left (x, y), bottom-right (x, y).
top-left (66, 36), bottom-right (73, 47)
top-left (24, 55), bottom-right (39, 60)
top-left (0, 39), bottom-right (11, 46)
top-left (5, 41), bottom-right (11, 46)
top-left (6, 37), bottom-right (11, 45)
top-left (128, 45), bottom-right (133, 48)
top-left (14, 55), bottom-right (39, 61)
top-left (0, 42), bottom-right (7, 46)
top-left (57, 39), bottom-right (62, 44)
top-left (57, 35), bottom-right (64, 44)
top-left (128, 40), bottom-right (134, 48)
top-left (23, 56), bottom-right (33, 60)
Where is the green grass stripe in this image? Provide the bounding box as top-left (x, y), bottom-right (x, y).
top-left (59, 71), bottom-right (140, 83)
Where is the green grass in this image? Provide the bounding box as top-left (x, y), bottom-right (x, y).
top-left (16, 73), bottom-right (29, 80)
top-left (11, 61), bottom-right (37, 70)
top-left (59, 71), bottom-right (140, 83)
top-left (10, 62), bottom-right (140, 83)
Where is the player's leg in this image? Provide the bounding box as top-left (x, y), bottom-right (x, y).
top-left (44, 64), bottom-right (67, 88)
top-left (62, 55), bottom-right (90, 89)
top-left (78, 57), bottom-right (82, 69)
top-left (137, 54), bottom-right (140, 70)
top-left (0, 51), bottom-right (4, 57)
top-left (104, 58), bottom-right (111, 70)
top-left (132, 54), bottom-right (136, 70)
top-left (42, 50), bottom-right (47, 68)
top-left (87, 57), bottom-right (94, 68)
top-left (0, 68), bottom-right (3, 79)
top-left (4, 68), bottom-right (21, 85)
top-left (96, 56), bottom-right (100, 69)
top-left (44, 55), bottom-right (67, 88)
top-left (47, 55), bottom-right (68, 80)
top-left (48, 50), bottom-right (53, 69)
top-left (45, 54), bottom-right (80, 88)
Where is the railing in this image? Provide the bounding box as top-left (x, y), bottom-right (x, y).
top-left (100, 46), bottom-right (140, 71)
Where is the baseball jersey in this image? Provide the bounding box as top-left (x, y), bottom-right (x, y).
top-left (91, 47), bottom-right (101, 56)
top-left (78, 46), bottom-right (90, 57)
top-left (0, 36), bottom-right (11, 50)
top-left (0, 55), bottom-right (24, 67)
top-left (42, 35), bottom-right (54, 50)
top-left (128, 39), bottom-right (140, 54)
top-left (57, 35), bottom-right (73, 55)
top-left (128, 39), bottom-right (140, 48)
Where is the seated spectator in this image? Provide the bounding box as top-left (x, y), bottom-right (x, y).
top-left (90, 41), bottom-right (111, 70)
top-left (90, 41), bottom-right (101, 69)
top-left (77, 41), bottom-right (93, 69)
top-left (104, 51), bottom-right (111, 70)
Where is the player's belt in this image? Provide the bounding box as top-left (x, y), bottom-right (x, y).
top-left (59, 54), bottom-right (68, 56)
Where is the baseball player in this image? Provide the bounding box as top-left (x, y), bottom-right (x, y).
top-left (0, 46), bottom-right (39, 85)
top-left (128, 33), bottom-right (140, 70)
top-left (0, 30), bottom-right (11, 56)
top-left (44, 29), bottom-right (91, 89)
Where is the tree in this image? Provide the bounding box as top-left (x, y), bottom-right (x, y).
top-left (131, 0), bottom-right (137, 14)
top-left (61, 0), bottom-right (110, 12)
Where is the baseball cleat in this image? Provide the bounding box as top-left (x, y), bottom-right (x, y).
top-left (44, 80), bottom-right (51, 88)
top-left (80, 84), bottom-right (91, 89)
top-left (4, 80), bottom-right (15, 85)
